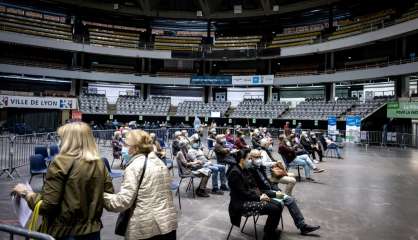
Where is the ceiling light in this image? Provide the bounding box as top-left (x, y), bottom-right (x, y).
top-left (234, 5), bottom-right (242, 14)
top-left (196, 10), bottom-right (203, 17)
top-left (273, 5), bottom-right (279, 12)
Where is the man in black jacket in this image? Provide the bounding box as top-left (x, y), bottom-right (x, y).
top-left (249, 161), bottom-right (321, 235)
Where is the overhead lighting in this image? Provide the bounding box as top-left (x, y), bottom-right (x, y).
top-left (196, 10), bottom-right (203, 17)
top-left (113, 3), bottom-right (119, 10)
top-left (273, 5), bottom-right (279, 12)
top-left (233, 5), bottom-right (242, 14)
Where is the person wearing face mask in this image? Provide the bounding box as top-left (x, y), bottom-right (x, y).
top-left (278, 135), bottom-right (324, 182)
top-left (234, 130), bottom-right (249, 150)
top-left (247, 154), bottom-right (321, 236)
top-left (227, 149), bottom-right (283, 240)
top-left (214, 134), bottom-right (237, 166)
top-left (258, 139), bottom-right (297, 196)
top-left (262, 127), bottom-right (271, 139)
top-left (188, 143), bottom-right (228, 194)
top-left (251, 129), bottom-right (262, 149)
top-left (189, 128), bottom-right (203, 146)
top-left (225, 128), bottom-right (235, 145)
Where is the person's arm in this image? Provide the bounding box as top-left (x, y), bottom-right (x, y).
top-left (104, 167), bottom-right (115, 194)
top-left (26, 158), bottom-right (69, 215)
top-left (260, 151), bottom-right (276, 167)
top-left (103, 160), bottom-right (142, 212)
top-left (228, 170), bottom-right (259, 201)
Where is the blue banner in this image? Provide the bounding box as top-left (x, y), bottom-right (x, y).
top-left (328, 115), bottom-right (337, 132)
top-left (190, 75), bottom-right (232, 85)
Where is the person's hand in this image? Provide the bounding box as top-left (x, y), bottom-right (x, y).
top-left (275, 191), bottom-right (285, 199)
top-left (12, 183), bottom-right (28, 197)
top-left (260, 194), bottom-right (270, 202)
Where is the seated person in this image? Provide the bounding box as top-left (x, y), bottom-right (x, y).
top-left (309, 133), bottom-right (324, 162)
top-left (262, 127), bottom-right (272, 139)
top-left (234, 130), bottom-right (249, 150)
top-left (247, 154), bottom-right (320, 235)
top-left (112, 131), bottom-right (123, 167)
top-left (225, 128), bottom-right (235, 145)
top-left (189, 128), bottom-right (203, 146)
top-left (214, 134), bottom-right (237, 166)
top-left (278, 135), bottom-right (324, 181)
top-left (150, 132), bottom-right (167, 165)
top-left (208, 128), bottom-right (217, 141)
top-left (176, 142), bottom-right (211, 197)
top-left (228, 149), bottom-right (283, 240)
top-left (300, 133), bottom-right (322, 163)
top-left (251, 129), bottom-right (262, 149)
top-left (171, 131), bottom-right (183, 157)
top-left (322, 135), bottom-right (343, 159)
top-left (181, 130), bottom-right (191, 145)
top-left (188, 143), bottom-right (228, 194)
top-left (257, 139), bottom-right (297, 196)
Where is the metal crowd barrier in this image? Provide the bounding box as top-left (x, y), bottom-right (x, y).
top-left (0, 224), bottom-right (55, 240)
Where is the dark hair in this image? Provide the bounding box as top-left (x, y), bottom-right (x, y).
top-left (235, 148), bottom-right (251, 163)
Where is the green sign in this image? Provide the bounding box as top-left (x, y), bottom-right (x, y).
top-left (185, 116), bottom-right (189, 121)
top-left (166, 116), bottom-right (170, 121)
top-left (269, 118), bottom-right (273, 124)
top-left (252, 118), bottom-right (256, 124)
top-left (292, 119), bottom-right (296, 125)
top-left (228, 118), bottom-right (232, 124)
top-left (387, 101), bottom-right (418, 119)
top-left (314, 120), bottom-right (318, 126)
top-left (139, 115), bottom-right (143, 120)
top-left (109, 114), bottom-right (113, 120)
top-left (205, 116), bottom-right (208, 122)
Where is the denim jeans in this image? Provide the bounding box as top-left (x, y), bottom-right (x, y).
top-left (206, 164), bottom-right (226, 189)
top-left (58, 232), bottom-right (100, 240)
top-left (289, 154), bottom-right (315, 178)
top-left (283, 196), bottom-right (305, 229)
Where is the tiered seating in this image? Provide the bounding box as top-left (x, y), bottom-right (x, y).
top-left (0, 8), bottom-right (71, 40)
top-left (348, 96), bottom-right (394, 117)
top-left (154, 35), bottom-right (202, 51)
top-left (176, 101), bottom-right (230, 117)
top-left (79, 93), bottom-right (108, 114)
top-left (116, 96), bottom-right (170, 116)
top-left (85, 21), bottom-right (142, 48)
top-left (213, 35), bottom-right (261, 50)
top-left (230, 99), bottom-right (289, 119)
top-left (395, 3), bottom-right (418, 23)
top-left (218, 69), bottom-right (257, 75)
top-left (267, 31), bottom-right (320, 49)
top-left (329, 9), bottom-right (395, 40)
top-left (284, 99), bottom-right (353, 120)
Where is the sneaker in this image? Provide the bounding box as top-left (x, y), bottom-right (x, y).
top-left (196, 189), bottom-right (210, 197)
top-left (313, 160), bottom-right (320, 164)
top-left (300, 224), bottom-right (320, 235)
top-left (220, 185), bottom-right (230, 191)
top-left (306, 177), bottom-right (316, 182)
top-left (313, 168), bottom-right (325, 173)
top-left (211, 189), bottom-right (224, 195)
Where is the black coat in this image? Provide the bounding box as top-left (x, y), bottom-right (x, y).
top-left (227, 165), bottom-right (260, 227)
top-left (249, 166), bottom-right (281, 196)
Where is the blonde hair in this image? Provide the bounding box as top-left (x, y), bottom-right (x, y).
top-left (57, 122), bottom-right (100, 161)
top-left (125, 130), bottom-right (154, 155)
top-left (249, 149), bottom-right (261, 159)
top-left (260, 138), bottom-right (270, 147)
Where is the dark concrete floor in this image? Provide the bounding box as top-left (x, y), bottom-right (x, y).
top-left (1, 144), bottom-right (418, 240)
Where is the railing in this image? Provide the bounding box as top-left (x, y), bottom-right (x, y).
top-left (0, 224), bottom-right (55, 240)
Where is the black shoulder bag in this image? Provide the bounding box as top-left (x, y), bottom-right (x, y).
top-left (115, 156), bottom-right (148, 236)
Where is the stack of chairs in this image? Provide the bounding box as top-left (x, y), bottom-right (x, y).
top-left (79, 93), bottom-right (108, 114)
top-left (267, 31), bottom-right (320, 49)
top-left (116, 96), bottom-right (170, 116)
top-left (284, 98), bottom-right (353, 120)
top-left (176, 101), bottom-right (231, 117)
top-left (230, 99), bottom-right (290, 119)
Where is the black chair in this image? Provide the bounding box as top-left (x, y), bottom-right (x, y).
top-left (227, 213), bottom-right (259, 240)
top-left (102, 157), bottom-right (123, 179)
top-left (29, 154), bottom-right (48, 184)
top-left (175, 152), bottom-right (196, 208)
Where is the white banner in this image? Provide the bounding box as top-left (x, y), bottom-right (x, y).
top-left (232, 75), bottom-right (274, 85)
top-left (0, 95), bottom-right (77, 109)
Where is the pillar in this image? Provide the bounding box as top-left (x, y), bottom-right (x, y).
top-left (267, 86), bottom-right (273, 103)
top-left (146, 84), bottom-right (151, 99)
top-left (208, 86), bottom-right (213, 102)
top-left (140, 83), bottom-right (145, 99)
top-left (412, 120), bottom-right (418, 148)
top-left (325, 83), bottom-right (336, 101)
top-left (395, 76), bottom-right (410, 98)
top-left (70, 79), bottom-right (77, 96)
top-left (330, 52), bottom-right (335, 70)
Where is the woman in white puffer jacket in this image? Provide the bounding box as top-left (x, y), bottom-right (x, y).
top-left (104, 129), bottom-right (177, 240)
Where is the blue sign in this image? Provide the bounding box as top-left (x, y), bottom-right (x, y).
top-left (327, 115), bottom-right (337, 132)
top-left (190, 75), bottom-right (232, 85)
top-left (346, 116), bottom-right (356, 127)
top-left (251, 76), bottom-right (261, 84)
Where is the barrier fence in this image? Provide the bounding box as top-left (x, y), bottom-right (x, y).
top-left (0, 224), bottom-right (55, 240)
top-left (0, 128), bottom-right (417, 179)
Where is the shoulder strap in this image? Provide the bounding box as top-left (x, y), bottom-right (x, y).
top-left (137, 156), bottom-right (148, 190)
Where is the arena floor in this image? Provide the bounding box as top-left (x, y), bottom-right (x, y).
top-left (1, 144), bottom-right (418, 240)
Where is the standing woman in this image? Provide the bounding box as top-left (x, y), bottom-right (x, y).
top-left (104, 130), bottom-right (177, 240)
top-left (12, 122), bottom-right (114, 240)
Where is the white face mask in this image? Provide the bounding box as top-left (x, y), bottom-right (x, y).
top-left (244, 159), bottom-right (253, 168)
top-left (253, 158), bottom-right (263, 167)
top-left (286, 141), bottom-right (292, 147)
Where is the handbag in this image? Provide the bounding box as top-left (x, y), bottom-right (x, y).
top-left (115, 156), bottom-right (148, 236)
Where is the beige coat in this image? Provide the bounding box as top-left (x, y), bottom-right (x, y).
top-left (104, 152), bottom-right (177, 239)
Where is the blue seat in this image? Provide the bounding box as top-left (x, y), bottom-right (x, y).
top-left (48, 144), bottom-right (60, 162)
top-left (34, 145), bottom-right (49, 160)
top-left (29, 154), bottom-right (48, 184)
top-left (102, 157), bottom-right (123, 179)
